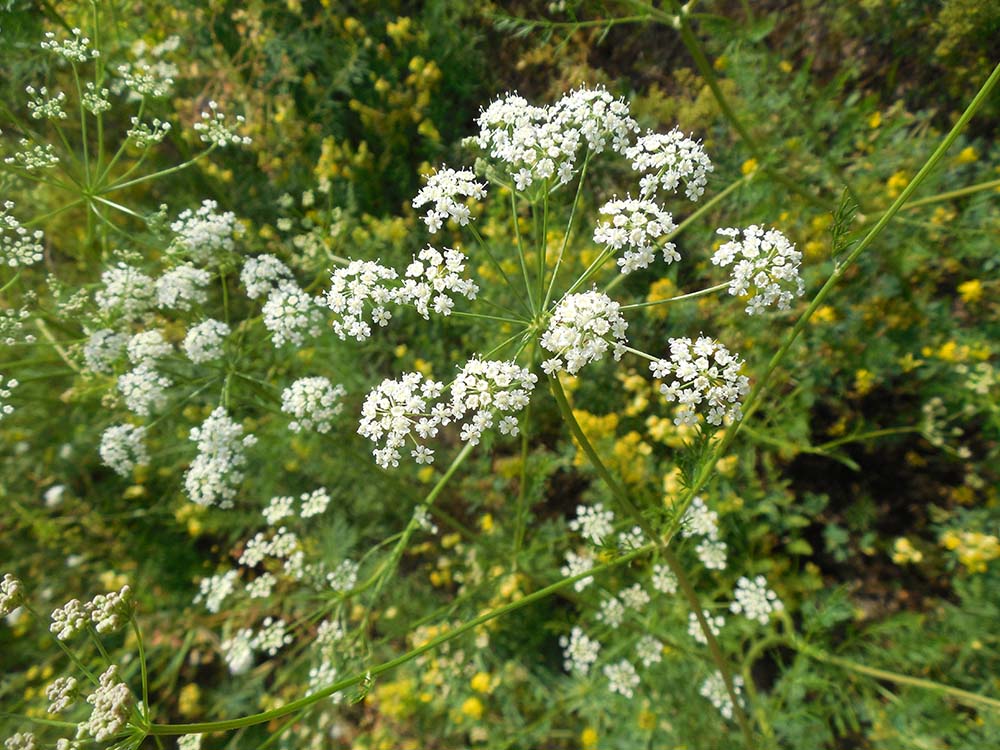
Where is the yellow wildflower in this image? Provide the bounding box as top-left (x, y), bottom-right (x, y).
top-left (868, 111), bottom-right (882, 129)
top-left (955, 146), bottom-right (978, 164)
top-left (741, 158), bottom-right (758, 176)
top-left (461, 696), bottom-right (484, 720)
top-left (958, 279), bottom-right (983, 304)
top-left (891, 538), bottom-right (923, 564)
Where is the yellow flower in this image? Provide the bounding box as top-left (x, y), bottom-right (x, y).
top-left (886, 171), bottom-right (909, 199)
top-left (478, 514), bottom-right (494, 534)
top-left (740, 158), bottom-right (758, 175)
top-left (461, 696), bottom-right (484, 720)
top-left (779, 60), bottom-right (793, 74)
top-left (637, 709), bottom-right (657, 730)
top-left (812, 305), bottom-right (837, 323)
top-left (868, 111), bottom-right (882, 129)
top-left (581, 727), bottom-right (599, 748)
top-left (470, 672), bottom-right (492, 694)
top-left (852, 369), bottom-right (875, 396)
top-left (958, 279), bottom-right (983, 304)
top-left (955, 146), bottom-right (978, 164)
top-left (178, 684), bottom-right (201, 717)
top-left (891, 537), bottom-right (923, 564)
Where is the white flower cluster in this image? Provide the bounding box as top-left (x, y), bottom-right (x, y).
top-left (1, 574), bottom-right (23, 616)
top-left (0, 376), bottom-right (18, 422)
top-left (541, 290), bottom-right (628, 375)
top-left (99, 423), bottom-right (149, 477)
top-left (193, 101), bottom-right (252, 147)
top-left (221, 628), bottom-right (255, 674)
top-left (241, 254), bottom-right (294, 299)
top-left (688, 609), bottom-right (725, 645)
top-left (4, 140), bottom-right (60, 172)
top-left (412, 166), bottom-right (487, 233)
top-left (280, 377), bottom-right (346, 433)
top-left (650, 336), bottom-right (749, 426)
top-left (251, 616), bottom-right (292, 656)
top-left (625, 128), bottom-right (713, 201)
top-left (95, 264), bottom-right (155, 320)
top-left (559, 626), bottom-right (600, 674)
top-left (636, 635), bottom-right (664, 668)
top-left (49, 586), bottom-right (133, 641)
top-left (359, 360), bottom-right (534, 468)
top-left (118, 364), bottom-right (172, 416)
top-left (475, 87), bottom-right (638, 191)
top-left (569, 503), bottom-right (615, 546)
top-left (401, 246), bottom-right (479, 319)
top-left (78, 666), bottom-right (132, 741)
top-left (699, 670), bottom-right (744, 721)
top-left (116, 62), bottom-right (173, 98)
top-left (262, 488), bottom-right (331, 525)
top-left (170, 200), bottom-right (241, 264)
top-left (593, 197), bottom-right (678, 274)
top-left (263, 282), bottom-right (322, 347)
top-left (194, 570), bottom-right (239, 614)
top-left (597, 596), bottom-right (625, 628)
top-left (357, 373), bottom-right (444, 468)
top-left (681, 496), bottom-right (719, 539)
top-left (126, 330), bottom-right (172, 364)
top-left (730, 575), bottom-right (783, 625)
top-left (324, 260), bottom-right (398, 340)
top-left (713, 226), bottom-right (804, 314)
top-left (603, 659), bottom-right (640, 698)
top-left (5, 733), bottom-right (38, 750)
top-left (25, 85), bottom-right (67, 120)
top-left (40, 27), bottom-right (99, 62)
top-left (183, 319), bottom-right (229, 363)
top-left (2, 202), bottom-right (45, 267)
top-left (245, 572), bottom-right (276, 599)
top-left (126, 117), bottom-right (171, 148)
top-left (45, 676), bottom-right (79, 714)
top-left (561, 549), bottom-right (595, 591)
top-left (326, 559), bottom-right (359, 592)
top-left (324, 249), bottom-right (478, 341)
top-left (89, 585), bottom-right (135, 634)
top-left (184, 407), bottom-right (257, 508)
top-left (693, 539), bottom-right (726, 574)
top-left (155, 264), bottom-right (211, 310)
top-left (620, 582), bottom-right (650, 612)
top-left (650, 563), bottom-right (678, 594)
top-left (82, 82), bottom-right (111, 114)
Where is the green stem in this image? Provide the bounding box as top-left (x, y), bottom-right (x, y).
top-left (101, 148), bottom-right (214, 194)
top-left (468, 224), bottom-right (532, 315)
top-left (621, 282), bottom-right (729, 310)
top-left (147, 542), bottom-right (654, 735)
top-left (132, 617), bottom-right (150, 721)
top-left (450, 310), bottom-right (531, 325)
top-left (544, 151), bottom-right (591, 309)
top-left (900, 177), bottom-right (1000, 211)
top-left (800, 644), bottom-right (1000, 713)
top-left (662, 547), bottom-right (756, 747)
top-left (510, 188), bottom-right (537, 314)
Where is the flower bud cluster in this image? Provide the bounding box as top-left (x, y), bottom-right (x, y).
top-left (541, 290), bottom-right (628, 375)
top-left (594, 196), bottom-right (678, 273)
top-left (4, 140), bottom-right (60, 172)
top-left (650, 336), bottom-right (749, 426)
top-left (193, 101), bottom-right (251, 147)
top-left (78, 666), bottom-right (132, 741)
top-left (40, 28), bottom-right (99, 62)
top-left (713, 226), bottom-right (804, 314)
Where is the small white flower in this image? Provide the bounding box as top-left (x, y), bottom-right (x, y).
top-left (78, 666), bottom-right (132, 741)
top-left (603, 659), bottom-right (640, 698)
top-left (118, 364), bottom-right (171, 416)
top-left (681, 496), bottom-right (719, 539)
top-left (597, 596), bottom-right (625, 629)
top-left (561, 550), bottom-right (595, 591)
top-left (241, 254), bottom-right (294, 299)
top-left (50, 599), bottom-right (88, 640)
top-left (155, 264), bottom-right (211, 310)
top-left (83, 330), bottom-right (128, 374)
top-left (184, 407), bottom-right (257, 508)
top-left (95, 263), bottom-right (155, 320)
top-left (559, 626), bottom-right (601, 674)
top-left (0, 202), bottom-right (45, 267)
top-left (696, 538), bottom-right (728, 571)
top-left (650, 563), bottom-right (677, 595)
top-left (100, 424), bottom-right (149, 477)
top-left (569, 503), bottom-right (615, 546)
top-left (1, 574), bottom-right (24, 617)
top-left (688, 609), bottom-right (725, 645)
top-left (730, 575), bottom-right (784, 625)
top-left (126, 330), bottom-right (172, 365)
top-left (45, 676), bottom-right (79, 714)
top-left (636, 635), bottom-right (663, 667)
top-left (220, 628), bottom-right (255, 674)
top-left (251, 617), bottom-right (292, 656)
top-left (194, 570), bottom-right (238, 613)
top-left (699, 670), bottom-right (744, 721)
top-left (170, 200), bottom-right (242, 263)
top-left (620, 583), bottom-right (650, 612)
top-left (193, 101), bottom-right (252, 147)
top-left (263, 281), bottom-right (322, 347)
top-left (89, 585), bottom-right (134, 634)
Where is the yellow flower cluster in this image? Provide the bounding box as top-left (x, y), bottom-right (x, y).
top-left (941, 530), bottom-right (1000, 573)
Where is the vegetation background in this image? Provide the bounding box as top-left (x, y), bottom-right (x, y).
top-left (1, 1), bottom-right (998, 748)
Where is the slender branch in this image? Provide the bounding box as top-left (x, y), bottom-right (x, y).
top-left (622, 282), bottom-right (729, 310)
